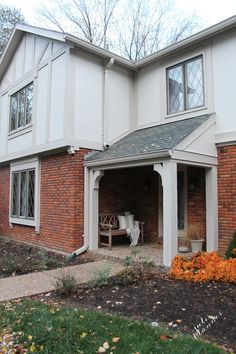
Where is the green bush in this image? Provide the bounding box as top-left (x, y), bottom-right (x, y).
top-left (225, 231), bottom-right (236, 259)
top-left (54, 271), bottom-right (78, 296)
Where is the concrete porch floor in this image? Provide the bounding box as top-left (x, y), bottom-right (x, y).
top-left (89, 243), bottom-right (164, 266)
top-left (89, 243), bottom-right (195, 267)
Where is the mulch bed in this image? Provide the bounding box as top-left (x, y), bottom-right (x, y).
top-left (0, 237), bottom-right (97, 278)
top-left (34, 270), bottom-right (236, 353)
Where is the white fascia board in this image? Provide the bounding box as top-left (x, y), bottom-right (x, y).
top-left (175, 115), bottom-right (216, 151)
top-left (171, 149), bottom-right (218, 167)
top-left (84, 150), bottom-right (172, 169)
top-left (134, 15), bottom-right (236, 69)
top-left (64, 34), bottom-right (134, 69)
top-left (215, 131), bottom-right (236, 146)
top-left (0, 138), bottom-right (103, 166)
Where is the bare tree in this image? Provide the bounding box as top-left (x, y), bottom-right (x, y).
top-left (38, 0), bottom-right (201, 60)
top-left (0, 4), bottom-right (25, 56)
top-left (40, 0), bottom-right (119, 49)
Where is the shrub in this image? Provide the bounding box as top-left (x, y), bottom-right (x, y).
top-left (170, 252), bottom-right (236, 283)
top-left (116, 267), bottom-right (139, 285)
top-left (54, 271), bottom-right (78, 296)
top-left (89, 262), bottom-right (112, 287)
top-left (225, 231), bottom-right (236, 259)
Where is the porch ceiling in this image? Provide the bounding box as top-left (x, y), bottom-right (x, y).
top-left (85, 115), bottom-right (209, 164)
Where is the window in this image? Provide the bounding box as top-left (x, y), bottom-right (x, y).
top-left (167, 56), bottom-right (204, 114)
top-left (11, 169), bottom-right (35, 220)
top-left (10, 83), bottom-right (33, 132)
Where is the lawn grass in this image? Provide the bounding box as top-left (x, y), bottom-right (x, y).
top-left (0, 300), bottom-right (225, 354)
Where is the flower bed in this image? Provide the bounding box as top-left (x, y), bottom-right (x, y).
top-left (170, 252), bottom-right (236, 283)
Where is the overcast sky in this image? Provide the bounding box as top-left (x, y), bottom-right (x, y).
top-left (2, 0), bottom-right (236, 28)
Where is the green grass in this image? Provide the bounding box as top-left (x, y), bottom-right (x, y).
top-left (0, 300), bottom-right (225, 354)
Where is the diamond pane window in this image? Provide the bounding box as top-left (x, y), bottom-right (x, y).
top-left (10, 83), bottom-right (33, 132)
top-left (167, 56), bottom-right (204, 114)
top-left (11, 169), bottom-right (35, 220)
top-left (186, 58), bottom-right (204, 109)
top-left (12, 173), bottom-right (19, 216)
top-left (168, 65), bottom-right (184, 113)
top-left (28, 170), bottom-right (35, 218)
top-left (20, 171), bottom-right (27, 217)
top-left (10, 95), bottom-right (18, 131)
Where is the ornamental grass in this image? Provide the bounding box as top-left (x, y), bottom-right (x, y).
top-left (170, 251), bottom-right (236, 283)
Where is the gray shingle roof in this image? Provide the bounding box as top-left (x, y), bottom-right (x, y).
top-left (85, 116), bottom-right (208, 162)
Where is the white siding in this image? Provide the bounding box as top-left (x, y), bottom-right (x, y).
top-left (0, 33), bottom-right (70, 160)
top-left (136, 64), bottom-right (162, 128)
top-left (212, 31), bottom-right (236, 134)
top-left (106, 66), bottom-right (132, 142)
top-left (49, 54), bottom-right (66, 141)
top-left (35, 65), bottom-right (49, 145)
top-left (73, 51), bottom-right (103, 144)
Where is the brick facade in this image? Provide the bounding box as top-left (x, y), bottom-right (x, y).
top-left (0, 149), bottom-right (90, 253)
top-left (217, 145), bottom-right (236, 253)
top-left (187, 167), bottom-right (206, 239)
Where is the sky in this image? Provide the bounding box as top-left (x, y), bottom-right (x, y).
top-left (1, 0), bottom-right (236, 29)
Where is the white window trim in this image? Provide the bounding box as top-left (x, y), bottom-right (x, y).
top-left (161, 47), bottom-right (213, 121)
top-left (9, 157), bottom-right (40, 232)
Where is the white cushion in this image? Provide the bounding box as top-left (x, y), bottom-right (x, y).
top-left (124, 211), bottom-right (131, 216)
top-left (118, 215), bottom-right (126, 230)
top-left (126, 214), bottom-right (134, 229)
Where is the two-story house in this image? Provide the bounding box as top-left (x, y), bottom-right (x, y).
top-left (0, 16), bottom-right (235, 266)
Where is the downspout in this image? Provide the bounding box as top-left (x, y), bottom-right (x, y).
top-left (102, 57), bottom-right (115, 145)
top-left (67, 166), bottom-right (90, 260)
top-left (67, 58), bottom-right (114, 261)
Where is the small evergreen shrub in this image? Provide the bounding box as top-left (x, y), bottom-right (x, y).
top-left (225, 231), bottom-right (236, 259)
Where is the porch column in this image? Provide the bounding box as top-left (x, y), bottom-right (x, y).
top-left (154, 161), bottom-right (178, 267)
top-left (88, 169), bottom-right (104, 249)
top-left (205, 166), bottom-right (218, 251)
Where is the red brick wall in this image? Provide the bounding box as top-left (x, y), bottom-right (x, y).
top-left (217, 145), bottom-right (236, 253)
top-left (99, 166), bottom-right (159, 242)
top-left (187, 167), bottom-right (206, 239)
top-left (0, 149), bottom-right (90, 252)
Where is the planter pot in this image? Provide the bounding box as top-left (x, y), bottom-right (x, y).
top-left (190, 239), bottom-right (204, 253)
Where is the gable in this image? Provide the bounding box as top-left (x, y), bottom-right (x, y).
top-left (0, 33), bottom-right (68, 92)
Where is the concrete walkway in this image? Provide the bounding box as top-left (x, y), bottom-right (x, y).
top-left (0, 260), bottom-right (123, 302)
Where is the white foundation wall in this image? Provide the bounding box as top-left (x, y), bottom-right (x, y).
top-left (0, 33), bottom-right (69, 160)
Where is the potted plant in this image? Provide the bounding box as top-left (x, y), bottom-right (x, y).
top-left (188, 224), bottom-right (205, 253)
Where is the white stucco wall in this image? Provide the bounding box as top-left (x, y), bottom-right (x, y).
top-left (0, 33), bottom-right (69, 159)
top-left (72, 51), bottom-right (103, 145)
top-left (212, 31), bottom-right (236, 135)
top-left (106, 66), bottom-right (132, 143)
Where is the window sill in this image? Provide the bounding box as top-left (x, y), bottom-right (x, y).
top-left (9, 217), bottom-right (36, 228)
top-left (165, 106), bottom-right (207, 120)
top-left (8, 124), bottom-right (33, 140)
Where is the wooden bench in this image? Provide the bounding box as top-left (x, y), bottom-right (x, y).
top-left (99, 213), bottom-right (144, 249)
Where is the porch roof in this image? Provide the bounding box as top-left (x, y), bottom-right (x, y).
top-left (85, 116), bottom-right (209, 163)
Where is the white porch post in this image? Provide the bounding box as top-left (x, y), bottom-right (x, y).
top-left (154, 161), bottom-right (178, 267)
top-left (88, 169), bottom-right (104, 249)
top-left (205, 166), bottom-right (218, 251)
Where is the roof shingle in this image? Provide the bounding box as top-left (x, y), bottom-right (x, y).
top-left (86, 116), bottom-right (208, 162)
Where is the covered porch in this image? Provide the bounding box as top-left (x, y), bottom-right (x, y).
top-left (84, 116), bottom-right (218, 266)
